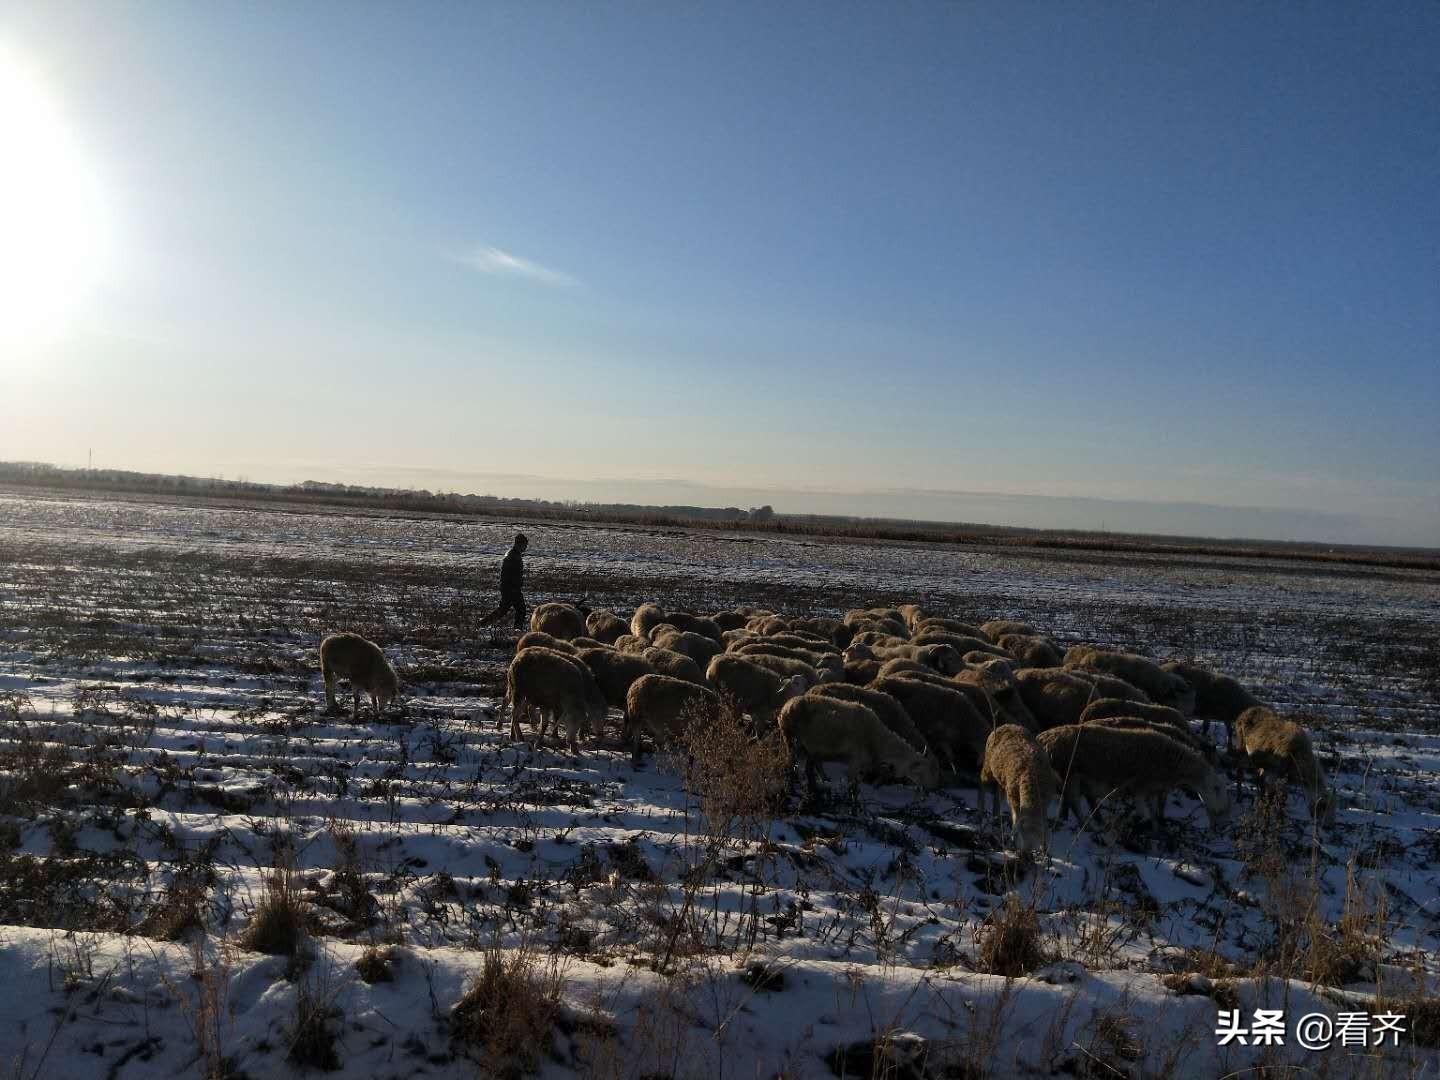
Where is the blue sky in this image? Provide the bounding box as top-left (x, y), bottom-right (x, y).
top-left (1, 3), bottom-right (1436, 545)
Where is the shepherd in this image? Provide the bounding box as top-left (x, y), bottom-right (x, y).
top-left (478, 532), bottom-right (529, 631)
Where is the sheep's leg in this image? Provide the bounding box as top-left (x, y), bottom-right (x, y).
top-left (350, 685), bottom-right (361, 721)
top-left (564, 709), bottom-right (581, 756)
top-left (630, 724), bottom-right (646, 768)
top-left (322, 666), bottom-right (339, 714)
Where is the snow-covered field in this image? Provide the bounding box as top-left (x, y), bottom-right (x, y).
top-left (1, 490), bottom-right (1438, 1078)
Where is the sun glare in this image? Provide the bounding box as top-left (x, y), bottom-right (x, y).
top-left (0, 47), bottom-right (111, 348)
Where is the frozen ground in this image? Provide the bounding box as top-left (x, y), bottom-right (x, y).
top-left (1, 489), bottom-right (1438, 1078)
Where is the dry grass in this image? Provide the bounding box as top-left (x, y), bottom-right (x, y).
top-left (450, 936), bottom-right (565, 1079)
top-left (977, 893), bottom-right (1047, 978)
top-left (243, 863), bottom-right (308, 960)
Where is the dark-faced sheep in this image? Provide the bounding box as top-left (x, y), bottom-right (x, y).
top-left (320, 633), bottom-right (400, 719)
top-left (584, 609), bottom-right (629, 645)
top-left (777, 694), bottom-right (940, 798)
top-left (625, 673), bottom-right (723, 764)
top-left (981, 724), bottom-right (1060, 854)
top-left (1162, 661), bottom-right (1261, 750)
top-left (1234, 707), bottom-right (1335, 825)
top-left (1063, 647), bottom-right (1195, 714)
top-left (506, 646), bottom-right (608, 754)
top-left (1038, 724), bottom-right (1231, 829)
top-left (529, 602), bottom-right (586, 640)
top-left (706, 654), bottom-right (806, 732)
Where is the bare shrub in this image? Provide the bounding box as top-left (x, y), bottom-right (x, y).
top-left (450, 935), bottom-right (565, 1079)
top-left (671, 701), bottom-right (789, 847)
top-left (244, 863), bottom-right (308, 960)
top-left (977, 893), bottom-right (1046, 977)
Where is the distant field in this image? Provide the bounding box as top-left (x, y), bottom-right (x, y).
top-left (1, 490), bottom-right (1438, 1078)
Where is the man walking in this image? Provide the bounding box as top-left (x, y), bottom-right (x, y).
top-left (478, 532), bottom-right (529, 631)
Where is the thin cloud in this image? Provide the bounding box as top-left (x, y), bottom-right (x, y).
top-left (452, 245), bottom-right (578, 287)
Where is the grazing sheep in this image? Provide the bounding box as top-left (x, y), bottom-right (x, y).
top-left (530, 602), bottom-right (586, 640)
top-left (740, 651), bottom-right (832, 687)
top-left (980, 619), bottom-right (1039, 642)
top-left (810, 682), bottom-right (929, 755)
top-left (866, 641), bottom-right (965, 674)
top-left (1234, 707), bottom-right (1336, 825)
top-left (706, 654), bottom-right (806, 730)
top-left (850, 630), bottom-right (909, 650)
top-left (585, 609), bottom-right (629, 645)
top-left (625, 673), bottom-right (723, 764)
top-left (952, 667), bottom-right (1037, 730)
top-left (630, 602), bottom-right (669, 640)
top-left (641, 646), bottom-right (706, 686)
top-left (980, 725), bottom-right (1060, 854)
top-left (777, 694), bottom-right (940, 796)
top-left (870, 675), bottom-right (993, 777)
top-left (709, 610), bottom-right (751, 633)
top-left (1013, 668), bottom-right (1101, 731)
top-left (1063, 647), bottom-right (1195, 714)
top-left (788, 616), bottom-right (850, 646)
top-left (765, 632), bottom-right (841, 655)
top-left (1078, 697), bottom-right (1188, 733)
top-left (875, 657), bottom-right (952, 684)
top-left (843, 609), bottom-right (908, 639)
top-left (570, 636), bottom-right (607, 650)
top-left (896, 603), bottom-right (925, 632)
top-left (1080, 715), bottom-right (1218, 765)
top-left (1062, 668), bottom-right (1152, 706)
top-left (996, 634), bottom-right (1063, 670)
top-left (661, 612), bottom-right (725, 644)
top-left (515, 631), bottom-right (578, 655)
top-left (736, 641), bottom-right (833, 668)
top-left (1038, 724), bottom-right (1231, 828)
top-left (964, 649), bottom-right (1003, 667)
top-left (844, 658), bottom-right (883, 685)
top-left (912, 632), bottom-right (1006, 659)
top-left (506, 646), bottom-right (608, 754)
top-left (578, 647), bottom-right (659, 719)
top-left (748, 615), bottom-right (790, 636)
top-left (320, 633), bottom-right (400, 719)
top-left (914, 617), bottom-right (989, 640)
top-left (614, 634), bottom-right (650, 654)
top-left (1162, 661), bottom-right (1261, 749)
top-left (650, 628), bottom-right (724, 669)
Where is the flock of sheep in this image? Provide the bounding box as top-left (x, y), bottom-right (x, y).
top-left (318, 598), bottom-right (1336, 854)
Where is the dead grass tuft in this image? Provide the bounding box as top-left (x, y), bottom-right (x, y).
top-left (450, 936), bottom-right (564, 1079)
top-left (244, 864), bottom-right (309, 959)
top-left (978, 893), bottom-right (1046, 978)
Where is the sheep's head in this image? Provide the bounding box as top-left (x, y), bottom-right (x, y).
top-left (1158, 677), bottom-right (1198, 716)
top-left (903, 749), bottom-right (942, 791)
top-left (775, 675), bottom-right (806, 707)
top-left (1198, 768), bottom-right (1233, 828)
top-left (921, 644), bottom-right (964, 676)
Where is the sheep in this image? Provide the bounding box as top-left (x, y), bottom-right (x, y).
top-left (529, 602), bottom-right (586, 640)
top-left (748, 615), bottom-right (790, 636)
top-left (843, 609), bottom-right (907, 638)
top-left (996, 634), bottom-right (1063, 670)
top-left (630, 602), bottom-right (669, 640)
top-left (740, 651), bottom-right (833, 687)
top-left (722, 629), bottom-right (758, 650)
top-left (1038, 724), bottom-right (1231, 829)
top-left (777, 694), bottom-right (940, 797)
top-left (914, 617), bottom-right (989, 640)
top-left (625, 673), bottom-right (723, 764)
top-left (705, 654), bottom-right (806, 731)
top-left (980, 619), bottom-right (1039, 642)
top-left (875, 657), bottom-right (952, 684)
top-left (585, 609), bottom-right (629, 645)
top-left (844, 658), bottom-right (883, 684)
top-left (578, 647), bottom-right (659, 721)
top-left (865, 641), bottom-right (964, 674)
top-left (850, 630), bottom-right (909, 650)
top-left (765, 632), bottom-right (841, 655)
top-left (1063, 647), bottom-right (1195, 714)
top-left (1234, 707), bottom-right (1336, 825)
top-left (1078, 697), bottom-right (1187, 732)
top-left (709, 610), bottom-right (751, 633)
top-left (320, 633), bottom-right (400, 719)
top-left (1080, 715), bottom-right (1218, 766)
top-left (661, 611), bottom-right (725, 644)
top-left (980, 724), bottom-right (1060, 854)
top-left (912, 632), bottom-right (1006, 659)
top-left (788, 616), bottom-right (850, 646)
top-left (1161, 661), bottom-right (1261, 749)
top-left (650, 627), bottom-right (723, 669)
top-left (1060, 667), bottom-right (1152, 706)
top-left (506, 646), bottom-right (608, 754)
top-left (952, 666), bottom-right (1037, 730)
top-left (736, 641), bottom-right (833, 668)
top-left (570, 636), bottom-right (607, 651)
top-left (641, 646), bottom-right (706, 686)
top-left (869, 675), bottom-right (993, 778)
top-left (515, 630), bottom-right (578, 655)
top-left (1013, 668), bottom-right (1101, 731)
top-left (809, 681), bottom-right (930, 755)
top-left (896, 603), bottom-right (925, 632)
top-left (964, 649), bottom-right (1004, 667)
top-left (614, 634), bottom-right (650, 654)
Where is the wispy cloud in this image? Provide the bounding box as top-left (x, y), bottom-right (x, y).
top-left (451, 245), bottom-right (578, 287)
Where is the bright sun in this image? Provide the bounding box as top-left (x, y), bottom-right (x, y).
top-left (0, 48), bottom-right (111, 347)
